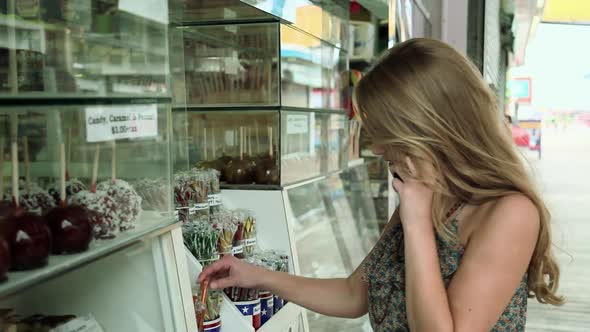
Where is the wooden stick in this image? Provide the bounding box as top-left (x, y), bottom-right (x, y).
top-left (204, 127), bottom-right (208, 160)
top-left (268, 127), bottom-right (273, 158)
top-left (247, 127), bottom-right (252, 156)
top-left (60, 142), bottom-right (66, 207)
top-left (255, 121), bottom-right (260, 154)
top-left (240, 127), bottom-right (244, 161)
top-left (111, 140), bottom-right (116, 182)
top-left (66, 128), bottom-right (72, 180)
top-left (11, 141), bottom-right (19, 207)
top-left (23, 136), bottom-right (31, 192)
top-left (91, 144), bottom-right (100, 193)
top-left (212, 127), bottom-right (216, 159)
top-left (0, 138), bottom-right (4, 199)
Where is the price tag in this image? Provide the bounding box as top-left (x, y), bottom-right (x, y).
top-left (208, 194), bottom-right (222, 206)
top-left (49, 315), bottom-right (104, 332)
top-left (194, 203), bottom-right (209, 210)
top-left (232, 245), bottom-right (244, 255)
top-left (286, 114), bottom-right (309, 134)
top-left (245, 238), bottom-right (257, 246)
top-left (85, 104), bottom-right (158, 143)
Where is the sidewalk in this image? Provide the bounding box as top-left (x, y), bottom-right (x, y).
top-left (525, 125), bottom-right (590, 331)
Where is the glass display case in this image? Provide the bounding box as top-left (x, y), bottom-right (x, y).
top-left (0, 0), bottom-right (169, 98)
top-left (172, 12), bottom-right (350, 186)
top-left (286, 169), bottom-right (377, 332)
top-left (0, 2), bottom-right (194, 331)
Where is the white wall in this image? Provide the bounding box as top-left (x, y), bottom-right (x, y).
top-left (441, 0), bottom-right (469, 55)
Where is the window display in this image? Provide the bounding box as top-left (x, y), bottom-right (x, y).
top-left (0, 1), bottom-right (169, 97)
top-left (178, 23), bottom-right (279, 107)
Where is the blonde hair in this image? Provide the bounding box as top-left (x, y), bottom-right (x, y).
top-left (354, 38), bottom-right (563, 305)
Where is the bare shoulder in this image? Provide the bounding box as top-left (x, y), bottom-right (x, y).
top-left (472, 193), bottom-right (540, 245)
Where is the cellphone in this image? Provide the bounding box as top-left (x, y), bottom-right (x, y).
top-left (393, 172), bottom-right (404, 182)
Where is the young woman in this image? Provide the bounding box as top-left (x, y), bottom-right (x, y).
top-left (199, 38), bottom-right (563, 331)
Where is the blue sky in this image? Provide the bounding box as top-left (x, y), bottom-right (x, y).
top-left (510, 23), bottom-right (590, 111)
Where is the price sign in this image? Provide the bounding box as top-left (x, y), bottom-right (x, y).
top-left (85, 104), bottom-right (158, 143)
top-left (286, 114), bottom-right (309, 134)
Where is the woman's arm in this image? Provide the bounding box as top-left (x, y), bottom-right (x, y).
top-left (394, 158), bottom-right (539, 332)
top-left (198, 256), bottom-right (369, 319)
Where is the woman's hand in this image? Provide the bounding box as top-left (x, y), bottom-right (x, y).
top-left (392, 157), bottom-right (434, 228)
top-left (198, 255), bottom-right (266, 290)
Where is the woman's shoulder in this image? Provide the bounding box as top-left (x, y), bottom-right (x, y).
top-left (462, 194), bottom-right (540, 247)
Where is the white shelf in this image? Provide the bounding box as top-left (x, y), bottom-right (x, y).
top-left (257, 302), bottom-right (303, 332)
top-left (0, 211), bottom-right (177, 297)
top-left (186, 250), bottom-right (305, 332)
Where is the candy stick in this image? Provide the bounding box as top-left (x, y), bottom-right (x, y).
top-left (240, 127), bottom-right (244, 161)
top-left (23, 136), bottom-right (31, 192)
top-left (111, 141), bottom-right (116, 183)
top-left (255, 121), bottom-right (260, 154)
top-left (247, 127), bottom-right (252, 156)
top-left (211, 127), bottom-right (216, 159)
top-left (11, 141), bottom-right (19, 207)
top-left (59, 142), bottom-right (66, 207)
top-left (0, 138), bottom-right (4, 199)
top-left (66, 128), bottom-right (72, 180)
top-left (196, 279), bottom-right (209, 330)
top-left (204, 127), bottom-right (208, 160)
top-left (91, 144), bottom-right (100, 193)
top-left (268, 126), bottom-right (273, 158)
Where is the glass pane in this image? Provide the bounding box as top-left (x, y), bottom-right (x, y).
top-left (170, 0), bottom-right (271, 24)
top-left (339, 165), bottom-right (380, 253)
top-left (242, 0), bottom-right (349, 49)
top-left (179, 23), bottom-right (279, 107)
top-left (281, 111), bottom-right (322, 184)
top-left (280, 24), bottom-right (323, 109)
top-left (0, 236), bottom-right (177, 331)
top-left (280, 24), bottom-right (347, 110)
top-left (186, 111), bottom-right (280, 186)
top-left (286, 180), bottom-right (347, 278)
top-left (286, 176), bottom-right (370, 331)
top-left (0, 1), bottom-right (170, 97)
top-left (326, 113), bottom-right (348, 172)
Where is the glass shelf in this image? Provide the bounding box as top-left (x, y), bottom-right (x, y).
top-left (0, 211), bottom-right (175, 298)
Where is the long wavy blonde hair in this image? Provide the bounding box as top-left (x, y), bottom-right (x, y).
top-left (354, 38), bottom-right (563, 305)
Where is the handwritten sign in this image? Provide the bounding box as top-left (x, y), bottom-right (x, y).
top-left (85, 104), bottom-right (158, 143)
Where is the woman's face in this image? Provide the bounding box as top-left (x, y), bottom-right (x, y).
top-left (371, 144), bottom-right (401, 178)
top-left (371, 144), bottom-right (437, 184)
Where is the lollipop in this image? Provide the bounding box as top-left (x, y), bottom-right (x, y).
top-left (46, 143), bottom-right (92, 254)
top-left (70, 145), bottom-right (119, 239)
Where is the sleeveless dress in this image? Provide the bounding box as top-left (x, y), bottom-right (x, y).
top-left (363, 219), bottom-right (528, 332)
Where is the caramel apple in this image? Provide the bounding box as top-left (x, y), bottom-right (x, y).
top-left (97, 179), bottom-right (141, 231)
top-left (46, 205), bottom-right (92, 254)
top-left (70, 190), bottom-right (118, 240)
top-left (48, 179), bottom-right (86, 205)
top-left (5, 213), bottom-right (51, 270)
top-left (0, 237), bottom-right (9, 281)
top-left (255, 157), bottom-right (279, 185)
top-left (19, 188), bottom-right (55, 215)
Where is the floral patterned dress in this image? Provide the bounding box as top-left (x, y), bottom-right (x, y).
top-left (363, 220), bottom-right (528, 332)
